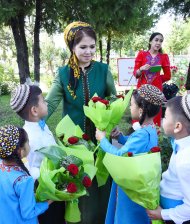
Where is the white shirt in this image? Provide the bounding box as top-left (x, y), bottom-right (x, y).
top-left (23, 121), bottom-right (56, 180)
top-left (160, 136), bottom-right (190, 223)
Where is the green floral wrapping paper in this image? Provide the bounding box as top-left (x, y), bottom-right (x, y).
top-left (103, 152), bottom-right (164, 224)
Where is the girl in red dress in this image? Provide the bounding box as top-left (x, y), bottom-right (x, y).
top-left (133, 32), bottom-right (171, 126)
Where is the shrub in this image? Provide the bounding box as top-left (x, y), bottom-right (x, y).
top-left (0, 81), bottom-right (17, 95)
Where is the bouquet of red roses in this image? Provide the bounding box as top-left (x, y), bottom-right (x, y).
top-left (83, 89), bottom-right (133, 186)
top-left (56, 115), bottom-right (96, 166)
top-left (36, 145), bottom-right (96, 223)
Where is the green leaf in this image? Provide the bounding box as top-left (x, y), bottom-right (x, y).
top-left (36, 145), bottom-right (67, 167)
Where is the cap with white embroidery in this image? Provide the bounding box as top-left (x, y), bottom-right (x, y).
top-left (10, 84), bottom-right (30, 112)
top-left (181, 94), bottom-right (190, 120)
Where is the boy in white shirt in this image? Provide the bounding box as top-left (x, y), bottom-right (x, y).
top-left (10, 84), bottom-right (56, 180)
top-left (10, 84), bottom-right (65, 224)
top-left (147, 95), bottom-right (190, 224)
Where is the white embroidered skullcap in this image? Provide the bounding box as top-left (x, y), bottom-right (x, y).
top-left (181, 94), bottom-right (190, 120)
top-left (10, 84), bottom-right (30, 112)
top-left (138, 84), bottom-right (165, 106)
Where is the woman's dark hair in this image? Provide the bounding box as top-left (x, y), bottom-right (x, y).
top-left (166, 96), bottom-right (190, 134)
top-left (133, 90), bottom-right (161, 125)
top-left (148, 32), bottom-right (164, 53)
top-left (6, 128), bottom-right (30, 176)
top-left (72, 27), bottom-right (97, 49)
top-left (18, 85), bottom-right (42, 120)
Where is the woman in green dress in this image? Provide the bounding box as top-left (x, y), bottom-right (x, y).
top-left (46, 21), bottom-right (116, 224)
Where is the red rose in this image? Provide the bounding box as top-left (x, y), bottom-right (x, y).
top-left (68, 136), bottom-right (79, 144)
top-left (92, 96), bottom-right (102, 103)
top-left (67, 182), bottom-right (77, 193)
top-left (116, 95), bottom-right (124, 99)
top-left (150, 147), bottom-right (161, 153)
top-left (82, 176), bottom-right (92, 188)
top-left (82, 133), bottom-right (90, 141)
top-left (67, 164), bottom-right (79, 176)
top-left (127, 152), bottom-right (133, 157)
top-left (99, 99), bottom-right (109, 105)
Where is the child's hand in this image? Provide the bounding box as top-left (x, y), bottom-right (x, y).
top-left (47, 200), bottom-right (54, 205)
top-left (146, 206), bottom-right (162, 220)
top-left (95, 128), bottom-right (106, 141)
top-left (111, 127), bottom-right (121, 140)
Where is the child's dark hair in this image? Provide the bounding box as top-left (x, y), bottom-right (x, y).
top-left (148, 32), bottom-right (163, 53)
top-left (6, 128), bottom-right (30, 176)
top-left (133, 90), bottom-right (161, 125)
top-left (18, 85), bottom-right (42, 120)
top-left (166, 96), bottom-right (190, 134)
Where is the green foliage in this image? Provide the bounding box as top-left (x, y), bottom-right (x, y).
top-left (161, 0), bottom-right (190, 19)
top-left (170, 57), bottom-right (189, 94)
top-left (158, 128), bottom-right (172, 172)
top-left (0, 63), bottom-right (19, 95)
top-left (0, 0), bottom-right (34, 25)
top-left (165, 20), bottom-right (190, 55)
top-left (0, 81), bottom-right (17, 95)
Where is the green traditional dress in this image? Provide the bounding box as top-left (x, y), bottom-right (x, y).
top-left (46, 61), bottom-right (116, 224)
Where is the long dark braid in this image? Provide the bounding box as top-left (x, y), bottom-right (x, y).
top-left (8, 127), bottom-right (30, 176)
top-left (12, 152), bottom-right (30, 176)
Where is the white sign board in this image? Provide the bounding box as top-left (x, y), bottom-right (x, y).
top-left (117, 58), bottom-right (137, 86)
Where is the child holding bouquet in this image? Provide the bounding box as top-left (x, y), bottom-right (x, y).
top-left (0, 125), bottom-right (52, 223)
top-left (96, 84), bottom-right (164, 224)
top-left (10, 84), bottom-right (65, 224)
top-left (147, 95), bottom-right (190, 223)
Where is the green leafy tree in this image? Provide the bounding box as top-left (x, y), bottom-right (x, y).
top-left (165, 20), bottom-right (190, 55)
top-left (161, 0), bottom-right (190, 19)
top-left (0, 0), bottom-right (67, 83)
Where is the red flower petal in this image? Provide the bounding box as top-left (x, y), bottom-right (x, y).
top-left (67, 182), bottom-right (77, 193)
top-left (82, 176), bottom-right (92, 188)
top-left (68, 136), bottom-right (79, 144)
top-left (82, 133), bottom-right (90, 141)
top-left (67, 164), bottom-right (79, 176)
top-left (127, 152), bottom-right (133, 157)
top-left (116, 95), bottom-right (124, 99)
top-left (92, 96), bottom-right (102, 103)
top-left (99, 99), bottom-right (109, 105)
top-left (150, 147), bottom-right (161, 153)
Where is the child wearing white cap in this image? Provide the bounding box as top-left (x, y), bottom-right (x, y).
top-left (10, 84), bottom-right (65, 224)
top-left (147, 95), bottom-right (190, 224)
top-left (10, 84), bottom-right (56, 180)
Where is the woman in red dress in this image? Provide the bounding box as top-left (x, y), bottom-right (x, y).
top-left (133, 32), bottom-right (171, 126)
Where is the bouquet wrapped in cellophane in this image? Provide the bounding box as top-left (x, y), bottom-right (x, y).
top-left (103, 147), bottom-right (164, 224)
top-left (56, 115), bottom-right (96, 166)
top-left (83, 88), bottom-right (133, 186)
top-left (36, 145), bottom-right (97, 223)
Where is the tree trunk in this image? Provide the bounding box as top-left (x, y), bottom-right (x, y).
top-left (18, 14), bottom-right (30, 80)
top-left (10, 17), bottom-right (28, 83)
top-left (34, 0), bottom-right (42, 84)
top-left (185, 62), bottom-right (190, 90)
top-left (106, 31), bottom-right (111, 65)
top-left (99, 37), bottom-right (103, 62)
